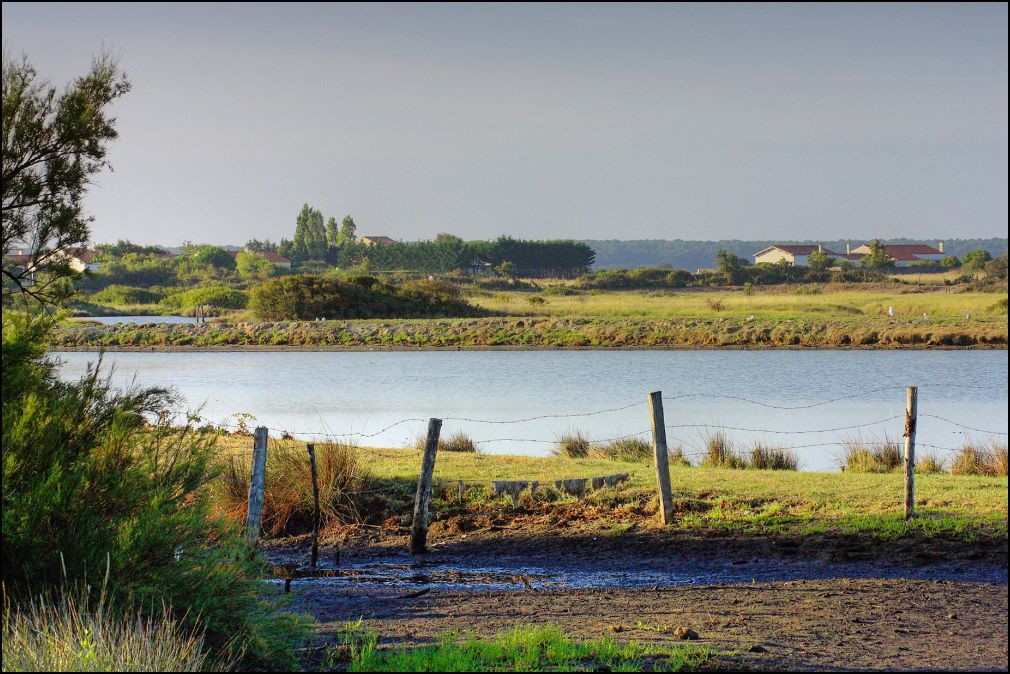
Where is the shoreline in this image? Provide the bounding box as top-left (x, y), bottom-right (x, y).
top-left (51, 342), bottom-right (1009, 352)
top-left (50, 315), bottom-right (1010, 351)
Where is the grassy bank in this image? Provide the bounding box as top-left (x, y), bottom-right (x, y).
top-left (51, 314), bottom-right (1008, 349)
top-left (327, 623), bottom-right (712, 672)
top-left (213, 438), bottom-right (1008, 552)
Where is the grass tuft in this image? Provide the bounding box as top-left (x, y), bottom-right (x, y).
top-left (1, 589), bottom-right (211, 672)
top-left (951, 440), bottom-right (1008, 477)
top-left (552, 431), bottom-right (593, 459)
top-left (331, 622), bottom-right (711, 672)
top-left (749, 443), bottom-right (800, 471)
top-left (840, 438), bottom-right (903, 473)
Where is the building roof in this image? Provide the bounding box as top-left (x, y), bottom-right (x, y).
top-left (360, 235), bottom-right (397, 245)
top-left (851, 244), bottom-right (943, 261)
top-left (754, 245), bottom-right (839, 257)
top-left (3, 254), bottom-right (32, 266)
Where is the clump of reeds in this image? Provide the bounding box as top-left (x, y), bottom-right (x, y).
top-left (668, 445), bottom-right (692, 467)
top-left (414, 431), bottom-right (479, 453)
top-left (441, 431), bottom-right (478, 453)
top-left (915, 452), bottom-right (946, 475)
top-left (1, 589), bottom-right (210, 672)
top-left (950, 440), bottom-right (1008, 477)
top-left (700, 431), bottom-right (747, 469)
top-left (749, 443), bottom-right (800, 471)
top-left (592, 437), bottom-right (653, 462)
top-left (552, 431), bottom-right (593, 458)
top-left (840, 438), bottom-right (903, 473)
top-left (214, 439), bottom-right (367, 536)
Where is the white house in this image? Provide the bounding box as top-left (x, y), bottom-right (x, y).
top-left (752, 245), bottom-right (837, 267)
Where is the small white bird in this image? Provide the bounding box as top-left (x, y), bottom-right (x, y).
top-left (887, 306), bottom-right (895, 317)
top-left (746, 315), bottom-right (755, 322)
top-left (965, 312), bottom-right (971, 320)
top-left (922, 312), bottom-right (929, 319)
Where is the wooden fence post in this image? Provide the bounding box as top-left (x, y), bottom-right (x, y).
top-left (649, 391), bottom-right (675, 525)
top-left (903, 386), bottom-right (918, 520)
top-left (410, 418), bottom-right (442, 554)
top-left (307, 443), bottom-right (321, 568)
top-left (246, 427), bottom-right (269, 547)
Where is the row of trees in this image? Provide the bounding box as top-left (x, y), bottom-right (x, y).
top-left (271, 204), bottom-right (595, 278)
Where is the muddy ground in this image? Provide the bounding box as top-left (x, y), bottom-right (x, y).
top-left (267, 526), bottom-right (1009, 671)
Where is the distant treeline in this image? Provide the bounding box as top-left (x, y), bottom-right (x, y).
top-left (583, 239), bottom-right (1009, 271)
top-left (359, 236), bottom-right (595, 278)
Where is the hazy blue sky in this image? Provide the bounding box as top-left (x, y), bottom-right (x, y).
top-left (3, 3), bottom-right (1007, 245)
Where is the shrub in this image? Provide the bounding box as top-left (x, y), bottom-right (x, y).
top-left (749, 443), bottom-right (799, 470)
top-left (840, 439), bottom-right (903, 473)
top-left (248, 274), bottom-right (485, 321)
top-left (215, 439), bottom-right (367, 536)
top-left (90, 284), bottom-right (164, 305)
top-left (160, 283), bottom-right (248, 311)
top-left (2, 588), bottom-right (211, 672)
top-left (592, 437), bottom-right (652, 462)
top-left (440, 431), bottom-right (478, 453)
top-left (1, 315), bottom-right (308, 666)
top-left (668, 445), bottom-right (692, 467)
top-left (916, 452), bottom-right (946, 475)
top-left (552, 431), bottom-right (592, 458)
top-left (950, 440), bottom-right (1008, 477)
top-left (700, 431), bottom-right (746, 468)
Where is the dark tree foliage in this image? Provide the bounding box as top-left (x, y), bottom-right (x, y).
top-left (2, 51), bottom-right (129, 302)
top-left (248, 274), bottom-right (487, 320)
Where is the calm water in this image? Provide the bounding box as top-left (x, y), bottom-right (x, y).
top-left (53, 350), bottom-right (1008, 471)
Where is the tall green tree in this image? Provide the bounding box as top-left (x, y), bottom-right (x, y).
top-left (2, 50), bottom-right (130, 302)
top-left (807, 248), bottom-right (835, 271)
top-left (860, 239), bottom-right (895, 271)
top-left (326, 217), bottom-right (339, 249)
top-left (339, 215), bottom-right (357, 244)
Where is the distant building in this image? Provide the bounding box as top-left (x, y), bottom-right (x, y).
top-left (752, 245), bottom-right (837, 267)
top-left (847, 242), bottom-right (945, 268)
top-left (359, 236), bottom-right (397, 247)
top-left (229, 249), bottom-right (292, 269)
top-left (753, 242), bottom-right (947, 268)
top-left (52, 248), bottom-right (101, 273)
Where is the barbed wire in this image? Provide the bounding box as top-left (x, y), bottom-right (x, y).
top-left (918, 414), bottom-right (1008, 436)
top-left (442, 401), bottom-right (647, 424)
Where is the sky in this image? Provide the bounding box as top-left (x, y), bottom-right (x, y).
top-left (2, 3), bottom-right (1007, 246)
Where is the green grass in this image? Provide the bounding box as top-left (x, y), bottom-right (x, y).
top-left (215, 437), bottom-right (1008, 543)
top-left (1, 589), bottom-right (212, 672)
top-left (329, 623), bottom-right (712, 672)
top-left (52, 283), bottom-right (1008, 349)
top-left (467, 285), bottom-right (1007, 322)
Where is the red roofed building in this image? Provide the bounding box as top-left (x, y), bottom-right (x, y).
top-left (229, 249), bottom-right (292, 269)
top-left (849, 242), bottom-right (945, 267)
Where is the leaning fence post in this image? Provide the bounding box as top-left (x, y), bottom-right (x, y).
top-left (246, 427), bottom-right (269, 547)
top-left (649, 391), bottom-right (675, 525)
top-left (307, 443), bottom-right (321, 568)
top-left (903, 386), bottom-right (918, 520)
top-left (410, 418), bottom-right (442, 554)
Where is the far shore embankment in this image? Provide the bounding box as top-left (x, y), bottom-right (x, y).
top-left (52, 315), bottom-right (1009, 350)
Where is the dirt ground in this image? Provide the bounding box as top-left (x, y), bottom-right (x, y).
top-left (293, 579), bottom-right (1008, 672)
top-left (269, 527), bottom-right (1009, 672)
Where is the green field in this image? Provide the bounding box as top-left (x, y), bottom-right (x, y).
top-left (214, 437), bottom-right (1008, 546)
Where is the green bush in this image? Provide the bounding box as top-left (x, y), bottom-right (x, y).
top-left (90, 284), bottom-right (165, 306)
top-left (1, 315), bottom-right (308, 666)
top-left (248, 274), bottom-right (485, 321)
top-left (161, 284), bottom-right (248, 311)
